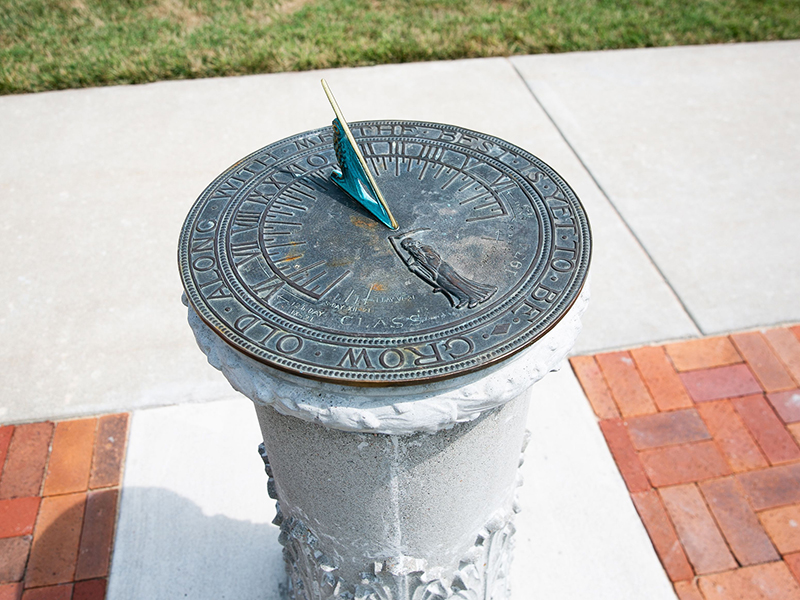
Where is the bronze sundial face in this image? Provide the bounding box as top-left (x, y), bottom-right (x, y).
top-left (179, 120), bottom-right (590, 385)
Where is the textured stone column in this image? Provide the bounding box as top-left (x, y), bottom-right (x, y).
top-left (186, 285), bottom-right (588, 600)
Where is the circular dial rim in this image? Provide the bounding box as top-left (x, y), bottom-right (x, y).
top-left (179, 120), bottom-right (591, 385)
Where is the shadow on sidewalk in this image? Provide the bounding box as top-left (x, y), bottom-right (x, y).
top-left (107, 487), bottom-right (285, 600)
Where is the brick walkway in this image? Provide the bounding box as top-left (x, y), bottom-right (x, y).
top-left (572, 325), bottom-right (800, 600)
top-left (0, 415), bottom-right (129, 600)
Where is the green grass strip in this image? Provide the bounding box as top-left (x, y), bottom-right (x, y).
top-left (1, 0), bottom-right (799, 95)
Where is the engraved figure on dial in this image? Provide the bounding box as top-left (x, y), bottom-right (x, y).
top-left (391, 232), bottom-right (497, 309)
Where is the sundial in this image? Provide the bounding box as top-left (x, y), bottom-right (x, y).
top-left (179, 81), bottom-right (591, 385)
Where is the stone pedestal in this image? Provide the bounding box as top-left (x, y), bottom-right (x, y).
top-left (186, 285), bottom-right (588, 600)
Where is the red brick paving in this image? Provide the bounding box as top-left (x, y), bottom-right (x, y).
top-left (0, 415), bottom-right (128, 600)
top-left (569, 356), bottom-right (620, 419)
top-left (595, 350), bottom-right (658, 416)
top-left (631, 346), bottom-right (694, 411)
top-left (0, 498), bottom-right (40, 539)
top-left (598, 419), bottom-right (651, 493)
top-left (767, 389), bottom-right (800, 424)
top-left (763, 328), bottom-right (800, 386)
top-left (70, 580), bottom-right (105, 600)
top-left (625, 409), bottom-right (710, 450)
top-left (0, 537), bottom-right (31, 583)
top-left (75, 491), bottom-right (117, 581)
top-left (665, 336), bottom-right (742, 372)
top-left (43, 421), bottom-right (97, 498)
top-left (89, 415), bottom-right (128, 491)
top-left (660, 484), bottom-right (737, 575)
top-left (791, 423), bottom-right (800, 446)
top-left (21, 584), bottom-right (73, 600)
top-left (697, 401), bottom-right (768, 473)
top-left (731, 332), bottom-right (796, 393)
top-left (699, 477), bottom-right (779, 566)
top-left (640, 441), bottom-right (731, 487)
top-left (698, 561), bottom-right (800, 600)
top-left (674, 579), bottom-right (705, 600)
top-left (0, 583), bottom-right (23, 600)
top-left (758, 505), bottom-right (800, 555)
top-left (573, 324), bottom-right (800, 599)
top-left (0, 424), bottom-right (54, 500)
top-left (732, 395), bottom-right (800, 464)
top-left (737, 463), bottom-right (800, 510)
top-left (26, 494), bottom-right (87, 587)
top-left (786, 552), bottom-right (800, 585)
top-left (680, 364), bottom-right (762, 403)
top-left (631, 489), bottom-right (694, 581)
top-left (0, 428), bottom-right (14, 479)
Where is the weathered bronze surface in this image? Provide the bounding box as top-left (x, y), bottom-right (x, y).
top-left (322, 79), bottom-right (398, 230)
top-left (179, 121), bottom-right (591, 384)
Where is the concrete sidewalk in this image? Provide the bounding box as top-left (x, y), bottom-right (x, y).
top-left (1, 40), bottom-right (799, 600)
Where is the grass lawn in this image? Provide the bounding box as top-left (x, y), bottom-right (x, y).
top-left (1, 0), bottom-right (798, 95)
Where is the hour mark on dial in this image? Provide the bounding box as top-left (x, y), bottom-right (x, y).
top-left (231, 174), bottom-right (353, 303)
top-left (459, 187), bottom-right (508, 222)
top-left (250, 275), bottom-right (283, 299)
top-left (267, 197), bottom-right (307, 218)
top-left (271, 258), bottom-right (352, 301)
top-left (258, 241), bottom-right (352, 300)
top-left (362, 147), bottom-right (512, 224)
top-left (233, 207), bottom-right (263, 232)
top-left (230, 240), bottom-right (262, 267)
